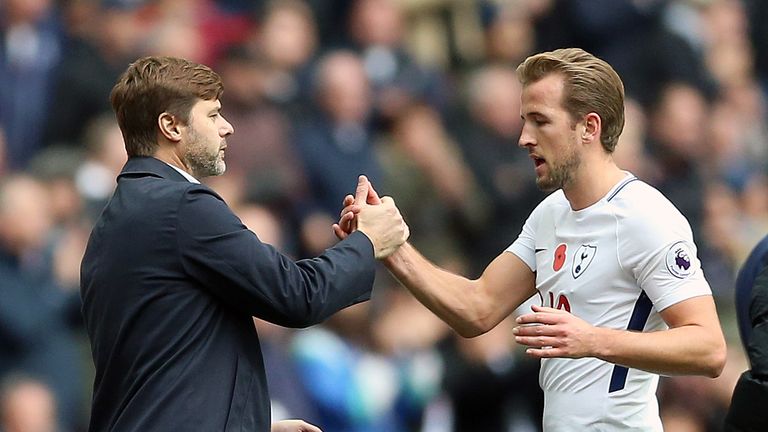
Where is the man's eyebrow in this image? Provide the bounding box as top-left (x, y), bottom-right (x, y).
top-left (522, 110), bottom-right (548, 119)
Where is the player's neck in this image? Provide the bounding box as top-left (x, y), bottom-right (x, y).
top-left (563, 159), bottom-right (625, 211)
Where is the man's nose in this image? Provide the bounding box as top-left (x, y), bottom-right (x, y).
top-left (221, 117), bottom-right (234, 136)
top-left (518, 124), bottom-right (534, 148)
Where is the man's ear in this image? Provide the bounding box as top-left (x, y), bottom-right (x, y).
top-left (158, 112), bottom-right (183, 142)
top-left (581, 112), bottom-right (602, 144)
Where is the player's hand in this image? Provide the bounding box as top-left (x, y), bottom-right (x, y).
top-left (513, 305), bottom-right (597, 359)
top-left (355, 184), bottom-right (407, 258)
top-left (333, 175), bottom-right (382, 240)
top-left (271, 419), bottom-right (322, 432)
top-left (332, 176), bottom-right (408, 259)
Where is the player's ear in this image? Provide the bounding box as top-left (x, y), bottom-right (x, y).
top-left (582, 112), bottom-right (601, 144)
top-left (158, 112), bottom-right (183, 142)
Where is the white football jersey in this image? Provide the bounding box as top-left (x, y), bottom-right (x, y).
top-left (507, 173), bottom-right (712, 431)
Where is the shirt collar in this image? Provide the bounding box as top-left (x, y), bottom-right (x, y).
top-left (163, 162), bottom-right (200, 184)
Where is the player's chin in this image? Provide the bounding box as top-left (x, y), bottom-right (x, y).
top-left (535, 177), bottom-right (557, 192)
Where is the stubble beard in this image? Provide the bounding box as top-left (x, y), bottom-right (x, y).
top-left (535, 142), bottom-right (581, 192)
top-left (184, 127), bottom-right (226, 178)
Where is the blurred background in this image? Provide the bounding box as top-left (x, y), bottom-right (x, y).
top-left (1, 0), bottom-right (766, 431)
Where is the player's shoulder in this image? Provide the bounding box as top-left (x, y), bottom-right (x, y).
top-left (609, 178), bottom-right (694, 240)
top-left (532, 189), bottom-right (570, 215)
top-left (609, 178), bottom-right (686, 220)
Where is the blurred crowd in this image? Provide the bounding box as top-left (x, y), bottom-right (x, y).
top-left (1, 0), bottom-right (767, 431)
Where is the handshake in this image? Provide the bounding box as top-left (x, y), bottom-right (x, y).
top-left (332, 175), bottom-right (409, 259)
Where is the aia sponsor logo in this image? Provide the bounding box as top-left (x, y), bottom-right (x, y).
top-left (547, 292), bottom-right (571, 312)
top-left (538, 290), bottom-right (571, 312)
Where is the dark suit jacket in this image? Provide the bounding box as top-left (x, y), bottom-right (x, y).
top-left (80, 157), bottom-right (376, 431)
top-left (724, 234), bottom-right (768, 432)
top-left (735, 235), bottom-right (768, 345)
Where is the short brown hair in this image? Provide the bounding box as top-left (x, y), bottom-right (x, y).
top-left (110, 56), bottom-right (223, 157)
top-left (516, 48), bottom-right (625, 153)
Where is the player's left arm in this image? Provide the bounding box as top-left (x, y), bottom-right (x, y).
top-left (514, 295), bottom-right (726, 377)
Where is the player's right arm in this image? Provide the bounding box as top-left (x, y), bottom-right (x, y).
top-left (334, 177), bottom-right (537, 337)
top-left (384, 244), bottom-right (537, 337)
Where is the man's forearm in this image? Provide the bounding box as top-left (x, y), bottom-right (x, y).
top-left (384, 243), bottom-right (490, 337)
top-left (594, 323), bottom-right (725, 377)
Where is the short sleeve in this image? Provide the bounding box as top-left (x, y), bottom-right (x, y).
top-left (505, 202), bottom-right (542, 272)
top-left (618, 206), bottom-right (712, 312)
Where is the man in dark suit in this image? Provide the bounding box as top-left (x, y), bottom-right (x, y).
top-left (725, 234), bottom-right (768, 432)
top-left (80, 56), bottom-right (409, 432)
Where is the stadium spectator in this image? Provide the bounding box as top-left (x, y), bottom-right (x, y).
top-left (247, 0), bottom-right (319, 114)
top-left (292, 298), bottom-right (438, 432)
top-left (292, 50), bottom-right (382, 256)
top-left (0, 0), bottom-right (61, 168)
top-left (0, 375), bottom-right (59, 432)
top-left (216, 45), bottom-right (310, 222)
top-left (451, 64), bottom-right (543, 274)
top-left (611, 98), bottom-right (657, 181)
top-left (0, 126), bottom-right (7, 178)
top-left (74, 113), bottom-right (128, 222)
top-left (345, 0), bottom-right (449, 124)
top-left (43, 0), bottom-right (143, 148)
top-left (480, 0), bottom-right (536, 66)
top-left (645, 82), bottom-right (709, 236)
top-left (439, 318), bottom-right (542, 432)
top-left (0, 175), bottom-right (84, 430)
top-left (376, 103), bottom-right (483, 263)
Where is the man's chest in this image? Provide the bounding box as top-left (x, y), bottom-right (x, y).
top-left (532, 211), bottom-right (636, 314)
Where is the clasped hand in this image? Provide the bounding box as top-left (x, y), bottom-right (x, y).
top-left (333, 175), bottom-right (409, 259)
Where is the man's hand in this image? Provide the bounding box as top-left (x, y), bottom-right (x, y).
top-left (271, 419), bottom-right (322, 432)
top-left (512, 305), bottom-right (598, 359)
top-left (333, 176), bottom-right (383, 240)
top-left (332, 176), bottom-right (408, 259)
top-left (332, 194), bottom-right (357, 240)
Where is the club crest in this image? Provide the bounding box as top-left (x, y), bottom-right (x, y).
top-left (572, 244), bottom-right (597, 279)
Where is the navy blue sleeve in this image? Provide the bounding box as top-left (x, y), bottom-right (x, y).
top-left (736, 235), bottom-right (768, 346)
top-left (725, 261), bottom-right (768, 431)
top-left (748, 264), bottom-right (768, 377)
top-left (176, 185), bottom-right (376, 328)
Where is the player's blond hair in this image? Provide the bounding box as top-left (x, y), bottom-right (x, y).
top-left (516, 48), bottom-right (625, 153)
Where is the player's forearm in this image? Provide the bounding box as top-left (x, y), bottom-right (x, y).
top-left (594, 324), bottom-right (726, 377)
top-left (384, 243), bottom-right (494, 337)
